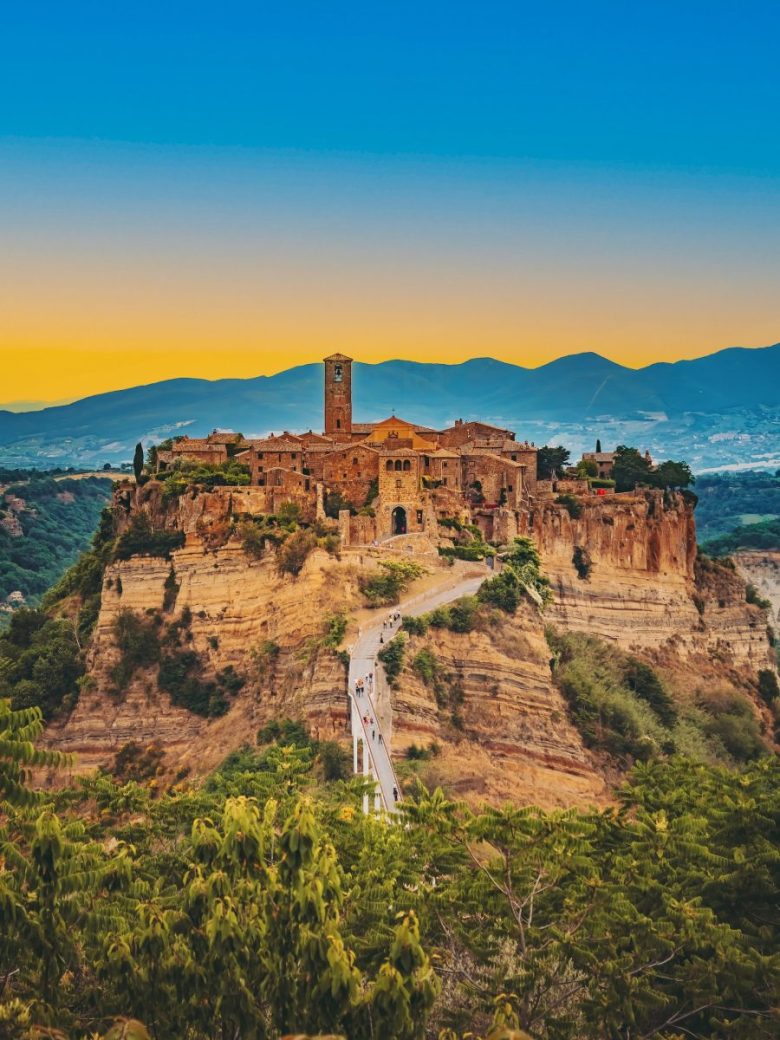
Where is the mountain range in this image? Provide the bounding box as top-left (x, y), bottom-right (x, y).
top-left (2, 344), bottom-right (779, 472)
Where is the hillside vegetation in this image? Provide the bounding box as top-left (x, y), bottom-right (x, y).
top-left (695, 470), bottom-right (780, 544)
top-left (0, 472), bottom-right (113, 606)
top-left (2, 704), bottom-right (779, 1040)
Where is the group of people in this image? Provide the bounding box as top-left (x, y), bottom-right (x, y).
top-left (354, 675), bottom-right (373, 697)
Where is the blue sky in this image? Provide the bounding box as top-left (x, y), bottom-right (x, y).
top-left (1, 1), bottom-right (779, 400)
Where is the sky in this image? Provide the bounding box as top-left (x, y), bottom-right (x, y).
top-left (1, 1), bottom-right (779, 404)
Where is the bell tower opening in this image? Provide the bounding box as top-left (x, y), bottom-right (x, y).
top-left (323, 353), bottom-right (353, 440)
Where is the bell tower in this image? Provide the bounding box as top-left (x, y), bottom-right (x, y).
top-left (323, 353), bottom-right (353, 439)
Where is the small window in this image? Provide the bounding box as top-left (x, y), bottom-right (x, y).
top-left (442, 477), bottom-right (448, 486)
top-left (508, 484), bottom-right (513, 491)
top-left (336, 419), bottom-right (341, 429)
top-left (403, 459), bottom-right (411, 471)
top-left (259, 478), bottom-right (266, 487)
top-left (511, 454), bottom-right (517, 461)
top-left (305, 479), bottom-right (310, 491)
top-left (386, 460), bottom-right (393, 471)
top-left (416, 510), bottom-right (423, 524)
top-left (395, 460), bottom-right (402, 472)
top-left (352, 457), bottom-right (358, 465)
top-left (442, 461), bottom-right (448, 468)
top-left (396, 479), bottom-right (402, 488)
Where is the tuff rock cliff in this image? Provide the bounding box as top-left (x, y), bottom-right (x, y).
top-left (44, 483), bottom-right (776, 806)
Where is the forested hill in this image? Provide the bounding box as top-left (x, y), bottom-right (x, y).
top-left (0, 472), bottom-right (113, 608)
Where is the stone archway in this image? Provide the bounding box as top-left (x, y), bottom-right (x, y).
top-left (391, 506), bottom-right (407, 535)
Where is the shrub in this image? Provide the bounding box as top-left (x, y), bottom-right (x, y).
top-left (277, 529), bottom-right (318, 576)
top-left (322, 612), bottom-right (347, 649)
top-left (162, 567), bottom-right (179, 612)
top-left (216, 665), bottom-right (246, 695)
top-left (359, 560), bottom-right (426, 606)
top-left (746, 584), bottom-right (772, 610)
top-left (572, 546), bottom-right (591, 580)
top-left (111, 610), bottom-right (161, 691)
top-left (622, 657), bottom-right (677, 727)
top-left (758, 669), bottom-right (780, 706)
top-left (114, 514), bottom-right (185, 560)
top-left (478, 569), bottom-right (521, 612)
top-left (556, 494), bottom-right (582, 519)
top-left (112, 740), bottom-right (164, 782)
top-left (412, 647), bottom-right (439, 685)
top-left (238, 520), bottom-right (265, 558)
top-left (158, 650), bottom-right (224, 717)
top-left (378, 634), bottom-right (406, 686)
top-left (258, 718), bottom-right (311, 747)
top-left (402, 614), bottom-right (428, 636)
top-left (319, 740), bottom-right (351, 780)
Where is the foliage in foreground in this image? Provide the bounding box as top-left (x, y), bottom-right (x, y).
top-left (1, 703), bottom-right (778, 1040)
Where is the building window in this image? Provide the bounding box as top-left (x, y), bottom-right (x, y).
top-left (396, 479), bottom-right (402, 488)
top-left (305, 479), bottom-right (310, 491)
top-left (402, 459), bottom-right (411, 471)
top-left (511, 454), bottom-right (517, 461)
top-left (416, 509), bottom-right (423, 524)
top-left (334, 363), bottom-right (343, 382)
top-left (386, 460), bottom-right (394, 471)
top-left (395, 460), bottom-right (402, 471)
top-left (442, 461), bottom-right (448, 468)
top-left (442, 477), bottom-right (448, 485)
top-left (508, 484), bottom-right (513, 491)
top-left (259, 478), bottom-right (266, 486)
top-left (336, 419), bottom-right (341, 429)
top-left (352, 457), bottom-right (358, 465)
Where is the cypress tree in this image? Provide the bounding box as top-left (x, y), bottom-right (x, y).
top-left (133, 442), bottom-right (144, 483)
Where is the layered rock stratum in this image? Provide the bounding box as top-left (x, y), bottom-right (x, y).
top-left (45, 483), bottom-right (777, 807)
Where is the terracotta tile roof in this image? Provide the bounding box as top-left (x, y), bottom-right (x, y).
top-left (462, 450), bottom-right (525, 467)
top-left (323, 352), bottom-right (353, 362)
top-left (582, 452), bottom-right (616, 462)
top-left (242, 437), bottom-right (303, 451)
top-left (378, 447), bottom-right (419, 457)
top-left (323, 443), bottom-right (380, 456)
top-left (351, 422), bottom-right (378, 433)
top-left (170, 438), bottom-right (223, 451)
top-left (428, 448), bottom-right (460, 459)
top-left (207, 431), bottom-right (241, 444)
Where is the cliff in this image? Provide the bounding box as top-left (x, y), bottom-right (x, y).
top-left (531, 491), bottom-right (773, 675)
top-left (44, 484), bottom-right (775, 804)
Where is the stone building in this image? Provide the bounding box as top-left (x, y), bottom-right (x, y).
top-left (154, 353), bottom-right (554, 543)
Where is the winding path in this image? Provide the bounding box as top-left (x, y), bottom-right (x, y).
top-left (347, 563), bottom-right (489, 813)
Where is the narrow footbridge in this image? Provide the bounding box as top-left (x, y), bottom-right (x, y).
top-left (347, 568), bottom-right (487, 813)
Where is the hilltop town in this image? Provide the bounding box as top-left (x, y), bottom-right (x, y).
top-left (154, 353), bottom-right (626, 547)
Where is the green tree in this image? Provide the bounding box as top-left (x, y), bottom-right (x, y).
top-left (612, 445), bottom-right (654, 492)
top-left (536, 446), bottom-right (570, 480)
top-left (654, 458), bottom-right (694, 488)
top-left (133, 442), bottom-right (145, 483)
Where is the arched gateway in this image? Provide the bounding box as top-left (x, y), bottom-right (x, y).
top-left (391, 506), bottom-right (407, 535)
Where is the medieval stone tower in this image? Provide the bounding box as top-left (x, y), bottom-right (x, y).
top-left (323, 353), bottom-right (353, 439)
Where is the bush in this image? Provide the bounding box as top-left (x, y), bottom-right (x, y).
top-left (478, 569), bottom-right (521, 612)
top-left (322, 612), bottom-right (347, 649)
top-left (0, 609), bottom-right (84, 719)
top-left (113, 741), bottom-right (164, 782)
top-left (277, 529), bottom-right (318, 576)
top-left (238, 520), bottom-right (265, 558)
top-left (572, 545), bottom-right (592, 580)
top-left (258, 718), bottom-right (311, 747)
top-left (556, 494), bottom-right (582, 519)
top-left (158, 650), bottom-right (224, 717)
top-left (111, 610), bottom-right (161, 691)
top-left (412, 648), bottom-right (439, 685)
top-left (359, 560), bottom-right (426, 606)
top-left (378, 634), bottom-right (406, 686)
top-left (758, 669), bottom-right (780, 706)
top-left (114, 514), bottom-right (185, 561)
top-left (622, 657), bottom-right (677, 727)
top-left (401, 615), bottom-right (428, 636)
top-left (319, 740), bottom-right (351, 781)
top-left (746, 584), bottom-right (772, 610)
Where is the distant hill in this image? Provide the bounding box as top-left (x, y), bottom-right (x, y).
top-left (1, 343), bottom-right (779, 471)
top-left (0, 474), bottom-right (113, 607)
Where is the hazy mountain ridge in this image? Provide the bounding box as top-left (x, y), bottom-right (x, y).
top-left (1, 343), bottom-right (779, 470)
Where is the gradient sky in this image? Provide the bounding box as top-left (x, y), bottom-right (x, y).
top-left (1, 1), bottom-right (779, 403)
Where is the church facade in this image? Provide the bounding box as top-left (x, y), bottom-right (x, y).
top-left (159, 353), bottom-right (539, 544)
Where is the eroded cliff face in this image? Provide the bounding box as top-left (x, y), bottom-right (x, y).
top-left (46, 541), bottom-right (358, 778)
top-left (382, 605), bottom-right (607, 809)
top-left (735, 551), bottom-right (780, 627)
top-left (45, 484), bottom-right (774, 804)
top-left (531, 491), bottom-right (773, 675)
